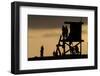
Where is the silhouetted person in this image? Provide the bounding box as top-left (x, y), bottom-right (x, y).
top-left (40, 45), bottom-right (44, 57)
top-left (62, 25), bottom-right (68, 40)
top-left (53, 51), bottom-right (57, 57)
top-left (53, 51), bottom-right (56, 56)
top-left (70, 46), bottom-right (75, 55)
top-left (74, 45), bottom-right (79, 54)
top-left (56, 44), bottom-right (61, 56)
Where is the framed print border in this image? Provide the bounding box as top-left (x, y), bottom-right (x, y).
top-left (11, 1), bottom-right (98, 74)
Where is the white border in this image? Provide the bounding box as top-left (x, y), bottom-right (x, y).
top-left (20, 6), bottom-right (95, 70)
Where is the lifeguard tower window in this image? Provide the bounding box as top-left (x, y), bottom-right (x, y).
top-left (64, 22), bottom-right (83, 41)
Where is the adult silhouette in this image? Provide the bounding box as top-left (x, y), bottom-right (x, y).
top-left (40, 45), bottom-right (44, 57)
top-left (62, 25), bottom-right (68, 40)
top-left (56, 44), bottom-right (61, 56)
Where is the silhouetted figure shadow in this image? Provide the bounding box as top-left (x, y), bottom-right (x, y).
top-left (40, 45), bottom-right (44, 57)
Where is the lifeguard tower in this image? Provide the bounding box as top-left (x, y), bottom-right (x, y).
top-left (53, 21), bottom-right (84, 56)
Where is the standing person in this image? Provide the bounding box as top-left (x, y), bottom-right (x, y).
top-left (56, 44), bottom-right (61, 56)
top-left (40, 45), bottom-right (44, 57)
top-left (64, 25), bottom-right (68, 38)
top-left (62, 25), bottom-right (68, 40)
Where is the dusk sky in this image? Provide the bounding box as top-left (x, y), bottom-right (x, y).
top-left (28, 15), bottom-right (87, 29)
top-left (28, 15), bottom-right (88, 58)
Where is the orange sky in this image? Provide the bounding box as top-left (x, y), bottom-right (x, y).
top-left (28, 15), bottom-right (88, 58)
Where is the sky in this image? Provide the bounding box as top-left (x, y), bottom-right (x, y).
top-left (28, 15), bottom-right (88, 58)
top-left (28, 15), bottom-right (87, 29)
